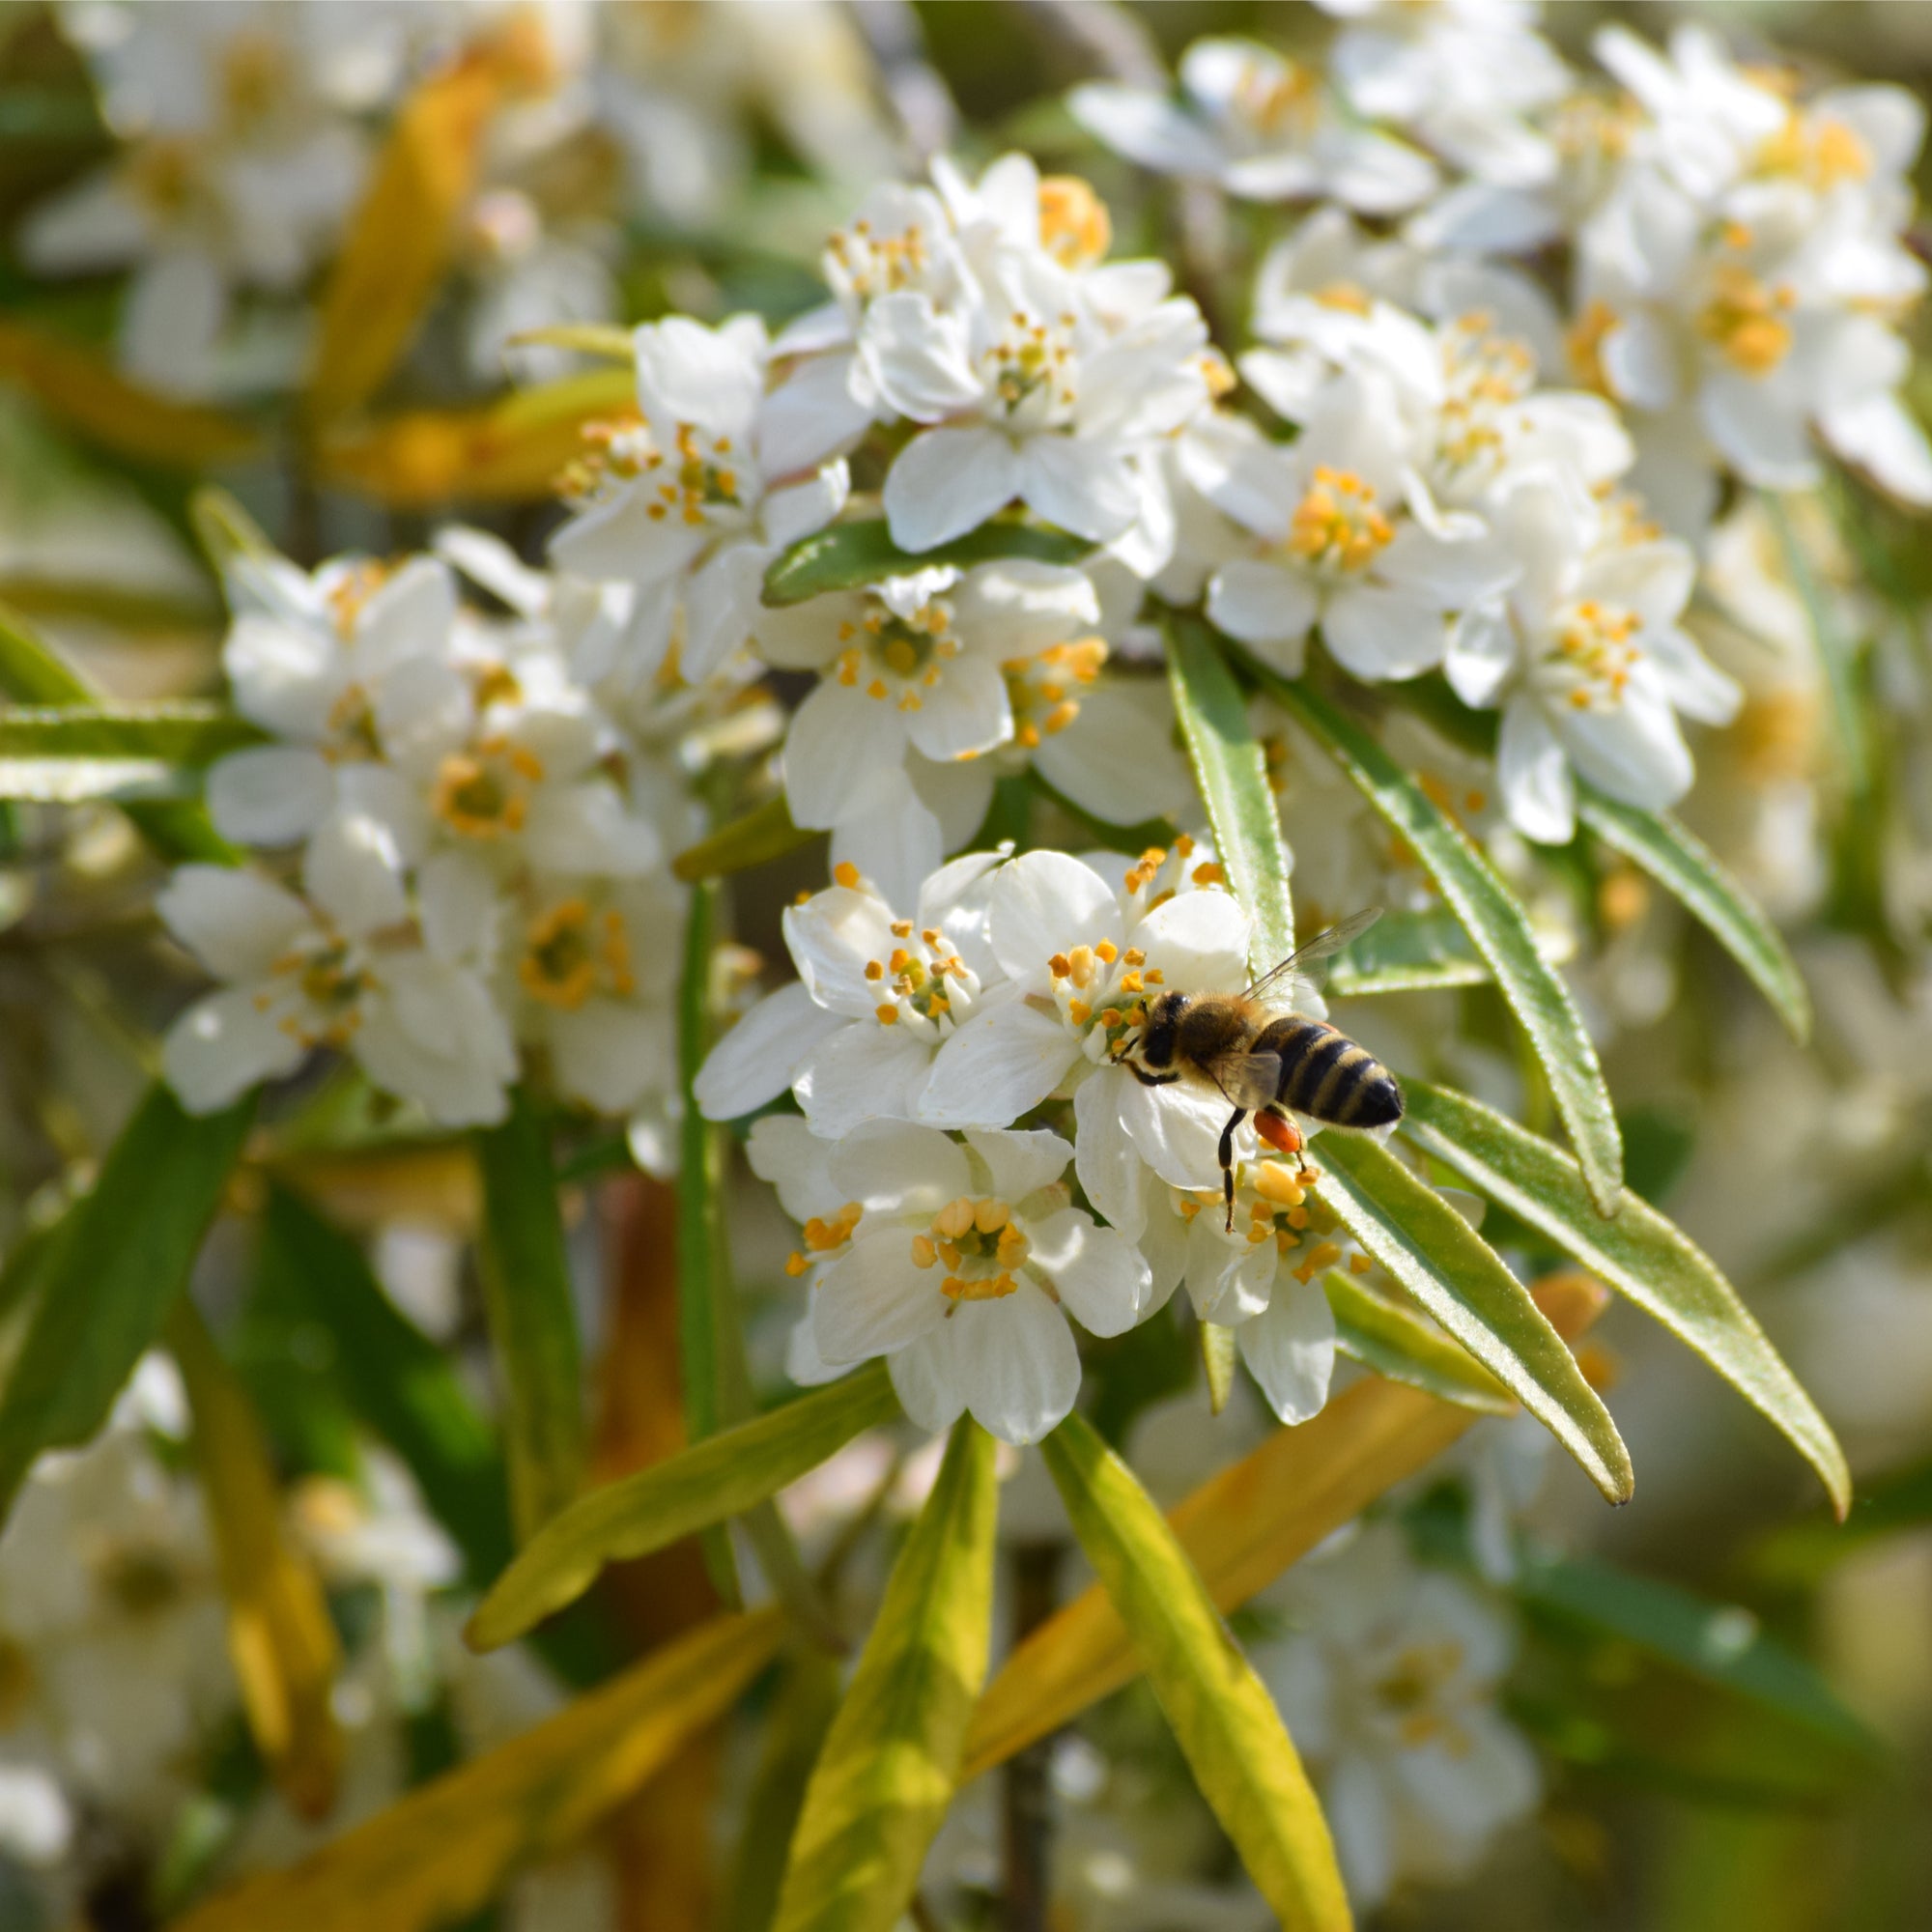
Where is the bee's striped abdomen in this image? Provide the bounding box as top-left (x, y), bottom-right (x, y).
top-left (1254, 1014), bottom-right (1404, 1129)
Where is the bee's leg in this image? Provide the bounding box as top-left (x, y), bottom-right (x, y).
top-left (1219, 1108), bottom-right (1246, 1232)
top-left (1123, 1063), bottom-right (1179, 1089)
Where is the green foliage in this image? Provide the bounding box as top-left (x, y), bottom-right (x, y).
top-left (761, 516), bottom-right (1090, 606)
top-left (1039, 1411), bottom-right (1350, 1931)
top-left (1321, 1267), bottom-right (1514, 1412)
top-left (1314, 1132), bottom-right (1633, 1502)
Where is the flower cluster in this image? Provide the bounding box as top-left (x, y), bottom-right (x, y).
top-left (158, 531), bottom-right (700, 1147)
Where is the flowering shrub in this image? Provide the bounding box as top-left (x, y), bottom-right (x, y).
top-left (1, 3), bottom-right (1929, 1927)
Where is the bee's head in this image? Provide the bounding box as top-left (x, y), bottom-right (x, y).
top-left (1136, 989), bottom-right (1188, 1069)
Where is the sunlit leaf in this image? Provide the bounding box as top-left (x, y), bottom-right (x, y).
top-left (1326, 906), bottom-right (1488, 997)
top-left (316, 368), bottom-right (638, 506)
top-left (772, 1418), bottom-right (998, 1932)
top-left (962, 1275), bottom-right (1605, 1778)
top-left (473, 1089), bottom-right (586, 1542)
top-left (1040, 1413), bottom-right (1350, 1931)
top-left (1201, 1320), bottom-right (1237, 1416)
top-left (1321, 1268), bottom-right (1512, 1413)
top-left (1313, 1133), bottom-right (1628, 1500)
top-left (0, 321), bottom-right (260, 469)
top-left (671, 794), bottom-right (816, 883)
top-left (189, 485), bottom-right (277, 573)
top-left (504, 323), bottom-right (636, 360)
top-left (0, 1084), bottom-right (254, 1523)
top-left (173, 1608), bottom-right (783, 1932)
top-left (169, 1299), bottom-right (342, 1820)
top-left (0, 579), bottom-right (217, 634)
top-left (762, 517), bottom-right (1090, 607)
top-left (468, 1363), bottom-right (897, 1651)
top-left (1166, 615), bottom-right (1293, 976)
top-left (0, 702), bottom-right (264, 764)
top-left (1250, 659), bottom-right (1625, 1213)
top-left (724, 1648), bottom-right (842, 1932)
top-left (1399, 1079), bottom-right (1850, 1518)
top-left (0, 757), bottom-right (190, 803)
top-left (1577, 790), bottom-right (1810, 1043)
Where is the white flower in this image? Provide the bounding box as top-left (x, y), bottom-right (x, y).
top-left (808, 1123), bottom-right (1150, 1442)
top-left (158, 860), bottom-right (516, 1126)
top-left (1069, 38), bottom-right (1436, 213)
top-left (549, 313), bottom-right (849, 685)
top-left (1256, 1523), bottom-right (1539, 1909)
top-left (1196, 375), bottom-right (1513, 683)
top-left (695, 853), bottom-right (1007, 1137)
top-left (918, 845), bottom-right (1254, 1240)
top-left (1446, 481), bottom-right (1740, 842)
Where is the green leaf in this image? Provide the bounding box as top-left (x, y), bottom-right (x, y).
top-left (672, 794), bottom-right (816, 882)
top-left (1325, 905), bottom-right (1489, 996)
top-left (0, 1083), bottom-right (254, 1522)
top-left (1166, 615), bottom-right (1293, 977)
top-left (1039, 1412), bottom-right (1350, 1932)
top-left (1251, 660), bottom-right (1625, 1213)
top-left (189, 485), bottom-right (278, 573)
top-left (1762, 491), bottom-right (1871, 794)
top-left (467, 1363), bottom-right (898, 1651)
top-left (763, 517), bottom-right (1090, 607)
top-left (1321, 1269), bottom-right (1513, 1413)
top-left (472, 1089), bottom-right (586, 1543)
top-left (772, 1417), bottom-right (999, 1932)
top-left (0, 702), bottom-right (266, 765)
top-left (259, 1183), bottom-right (513, 1585)
top-left (1398, 1079), bottom-right (1849, 1518)
top-left (1201, 1321), bottom-right (1236, 1415)
top-left (1312, 1132), bottom-right (1632, 1502)
top-left (724, 1648), bottom-right (843, 1932)
top-left (0, 756), bottom-right (196, 804)
top-left (1577, 789), bottom-right (1809, 1043)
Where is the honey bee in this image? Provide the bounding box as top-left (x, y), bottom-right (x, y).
top-left (1114, 908), bottom-right (1403, 1230)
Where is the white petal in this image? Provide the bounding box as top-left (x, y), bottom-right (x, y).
top-left (794, 1022), bottom-right (938, 1137)
top-left (828, 1121), bottom-right (969, 1210)
top-left (888, 1328), bottom-right (967, 1434)
top-left (1238, 1275), bottom-right (1337, 1423)
top-left (301, 805), bottom-right (411, 940)
top-left (1444, 601), bottom-right (1517, 708)
top-left (964, 1127), bottom-right (1071, 1203)
top-left (748, 1115), bottom-right (841, 1222)
top-left (1822, 388), bottom-right (1932, 505)
top-left (862, 293), bottom-right (983, 423)
top-left (1017, 437), bottom-right (1140, 545)
top-left (829, 781), bottom-right (947, 924)
top-left (372, 657), bottom-right (472, 778)
top-left (1208, 559), bottom-right (1319, 657)
top-left (524, 785), bottom-right (663, 878)
top-left (1561, 683), bottom-right (1692, 810)
top-left (694, 982), bottom-right (844, 1120)
top-left (952, 560), bottom-right (1100, 656)
top-left (1024, 1207), bottom-right (1149, 1337)
top-left (918, 1001), bottom-right (1081, 1128)
top-left (121, 248), bottom-right (225, 398)
top-left (1073, 1069), bottom-right (1149, 1240)
top-left (1497, 698), bottom-right (1576, 845)
top-left (907, 653), bottom-right (1011, 762)
top-left (1700, 370), bottom-right (1819, 491)
top-left (781, 680), bottom-right (907, 831)
top-left (759, 353), bottom-right (873, 476)
top-left (951, 1285), bottom-right (1080, 1444)
top-left (763, 462), bottom-right (851, 548)
top-left (205, 746), bottom-right (333, 848)
top-left (884, 427), bottom-right (1023, 553)
top-left (783, 886), bottom-right (900, 1015)
top-left (156, 865), bottom-right (309, 980)
top-left (162, 988), bottom-right (305, 1112)
top-left (548, 485), bottom-right (706, 586)
top-left (353, 556), bottom-right (455, 675)
top-left (1067, 82), bottom-right (1225, 176)
top-left (1121, 1073), bottom-right (1233, 1192)
top-left (548, 1000), bottom-right (668, 1115)
top-left (417, 850), bottom-right (499, 962)
top-left (987, 851), bottom-right (1117, 984)
top-left (1034, 682), bottom-right (1192, 827)
top-left (1134, 889), bottom-right (1252, 992)
top-left (1321, 582), bottom-right (1448, 682)
top-left (636, 314), bottom-right (764, 443)
top-left (222, 614), bottom-right (345, 740)
top-left (813, 1233), bottom-right (948, 1362)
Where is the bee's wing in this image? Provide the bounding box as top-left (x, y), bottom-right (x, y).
top-left (1242, 907), bottom-right (1383, 1003)
top-left (1210, 1050), bottom-right (1286, 1112)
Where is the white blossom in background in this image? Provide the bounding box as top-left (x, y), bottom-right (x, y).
top-left (803, 1123), bottom-right (1151, 1442)
top-left (1256, 1523), bottom-right (1539, 1909)
top-left (1070, 37), bottom-right (1437, 213)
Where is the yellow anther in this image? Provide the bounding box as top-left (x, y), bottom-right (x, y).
top-left (974, 1199), bottom-right (1010, 1234)
top-left (910, 1235), bottom-right (938, 1269)
top-left (875, 1004), bottom-right (898, 1025)
top-left (1252, 1161), bottom-right (1306, 1208)
top-left (933, 1197), bottom-right (978, 1240)
top-left (834, 861), bottom-right (862, 889)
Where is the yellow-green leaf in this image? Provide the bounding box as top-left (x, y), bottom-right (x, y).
top-left (672, 794), bottom-right (817, 883)
top-left (168, 1299), bottom-right (341, 1819)
top-left (173, 1608), bottom-right (782, 1932)
top-left (504, 323), bottom-right (636, 360)
top-left (772, 1417), bottom-right (998, 1932)
top-left (1325, 906), bottom-right (1488, 997)
top-left (0, 322), bottom-right (260, 469)
top-left (1400, 1078), bottom-right (1849, 1518)
top-left (468, 1362), bottom-right (898, 1651)
top-left (724, 1648), bottom-right (844, 1932)
top-left (763, 517), bottom-right (1089, 607)
top-left (1322, 1268), bottom-right (1512, 1413)
top-left (962, 1277), bottom-right (1605, 1779)
top-left (1253, 660), bottom-right (1625, 1213)
top-left (1039, 1413), bottom-right (1350, 1931)
top-left (1166, 614), bottom-right (1293, 977)
top-left (1313, 1131), bottom-right (1632, 1503)
top-left (0, 702), bottom-right (265, 764)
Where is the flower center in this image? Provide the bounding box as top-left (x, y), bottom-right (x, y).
top-left (834, 595), bottom-right (960, 712)
top-left (1285, 467), bottom-right (1395, 575)
top-left (637, 424), bottom-right (743, 527)
top-left (1037, 175), bottom-right (1111, 270)
top-left (844, 873), bottom-right (981, 1037)
top-left (1006, 636), bottom-right (1106, 749)
top-left (1374, 1640), bottom-right (1470, 1751)
top-left (1437, 316), bottom-right (1536, 477)
top-left (1565, 298), bottom-right (1618, 395)
top-left (519, 899), bottom-right (636, 1010)
top-left (1696, 264), bottom-right (1795, 377)
top-left (1543, 598), bottom-right (1641, 711)
top-left (827, 213), bottom-right (936, 300)
top-left (911, 1195), bottom-right (1031, 1301)
top-left (94, 1543), bottom-right (187, 1620)
top-left (1758, 108), bottom-right (1871, 190)
top-left (1314, 280), bottom-right (1373, 316)
top-left (1229, 56), bottom-right (1320, 142)
top-left (263, 935), bottom-right (374, 1048)
top-left (219, 29), bottom-right (294, 138)
top-left (983, 309), bottom-right (1079, 422)
top-left (432, 736), bottom-right (545, 838)
top-left (127, 137), bottom-right (202, 219)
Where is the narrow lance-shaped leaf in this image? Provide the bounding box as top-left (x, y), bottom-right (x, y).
top-left (1325, 906), bottom-right (1488, 998)
top-left (772, 1417), bottom-right (999, 1932)
top-left (1040, 1413), bottom-right (1350, 1932)
top-left (962, 1276), bottom-right (1605, 1780)
top-left (1321, 1269), bottom-right (1513, 1413)
top-left (168, 1298), bottom-right (343, 1820)
top-left (724, 1648), bottom-right (844, 1932)
top-left (1400, 1078), bottom-right (1850, 1517)
top-left (1762, 491), bottom-right (1871, 794)
top-left (1166, 615), bottom-right (1293, 976)
top-left (473, 1089), bottom-right (587, 1542)
top-left (173, 1609), bottom-right (783, 1932)
top-left (0, 703), bottom-right (266, 765)
top-left (1576, 788), bottom-right (1810, 1043)
top-left (672, 794), bottom-right (817, 883)
top-left (0, 1084), bottom-right (255, 1523)
top-left (1313, 1130), bottom-right (1632, 1502)
top-left (763, 517), bottom-right (1090, 607)
top-left (467, 1362), bottom-right (898, 1651)
top-left (1252, 658), bottom-right (1625, 1213)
